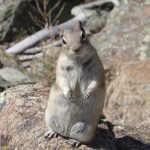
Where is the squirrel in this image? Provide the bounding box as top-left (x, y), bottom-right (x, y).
top-left (44, 21), bottom-right (105, 148)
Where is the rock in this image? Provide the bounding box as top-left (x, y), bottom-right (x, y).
top-left (0, 67), bottom-right (32, 90)
top-left (0, 82), bottom-right (48, 111)
top-left (114, 121), bottom-right (150, 150)
top-left (0, 67), bottom-right (29, 82)
top-left (88, 0), bottom-right (150, 87)
top-left (105, 61), bottom-right (150, 126)
top-left (90, 0), bottom-right (150, 60)
top-left (0, 82), bottom-right (150, 149)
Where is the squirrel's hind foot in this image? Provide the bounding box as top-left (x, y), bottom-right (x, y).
top-left (44, 130), bottom-right (58, 140)
top-left (65, 139), bottom-right (81, 148)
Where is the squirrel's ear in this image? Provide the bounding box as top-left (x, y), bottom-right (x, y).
top-left (79, 21), bottom-right (83, 28)
top-left (74, 20), bottom-right (85, 32)
top-left (78, 21), bottom-right (85, 33)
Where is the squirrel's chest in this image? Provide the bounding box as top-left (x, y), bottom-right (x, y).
top-left (61, 57), bottom-right (93, 76)
top-left (61, 63), bottom-right (82, 82)
top-left (62, 60), bottom-right (93, 89)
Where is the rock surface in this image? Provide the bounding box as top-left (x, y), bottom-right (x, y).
top-left (0, 82), bottom-right (150, 150)
top-left (0, 67), bottom-right (30, 83)
top-left (90, 0), bottom-right (150, 60)
top-left (105, 61), bottom-right (150, 126)
top-left (0, 67), bottom-right (32, 91)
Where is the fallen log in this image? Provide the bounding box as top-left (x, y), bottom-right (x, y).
top-left (19, 41), bottom-right (61, 55)
top-left (18, 53), bottom-right (43, 62)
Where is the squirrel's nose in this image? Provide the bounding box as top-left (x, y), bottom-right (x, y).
top-left (71, 44), bottom-right (81, 52)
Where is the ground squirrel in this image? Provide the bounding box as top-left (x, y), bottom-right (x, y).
top-left (45, 21), bottom-right (105, 147)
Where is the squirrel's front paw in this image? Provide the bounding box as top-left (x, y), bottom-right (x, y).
top-left (64, 89), bottom-right (74, 102)
top-left (83, 88), bottom-right (93, 99)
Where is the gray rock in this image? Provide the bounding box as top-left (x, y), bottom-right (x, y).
top-left (105, 61), bottom-right (150, 126)
top-left (90, 1), bottom-right (150, 60)
top-left (0, 67), bottom-right (32, 90)
top-left (0, 67), bottom-right (29, 82)
top-left (0, 84), bottom-right (40, 111)
top-left (0, 82), bottom-right (149, 149)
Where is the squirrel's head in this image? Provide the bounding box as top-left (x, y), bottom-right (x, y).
top-left (59, 21), bottom-right (88, 55)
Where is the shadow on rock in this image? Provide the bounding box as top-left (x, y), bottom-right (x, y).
top-left (116, 136), bottom-right (150, 150)
top-left (88, 121), bottom-right (150, 150)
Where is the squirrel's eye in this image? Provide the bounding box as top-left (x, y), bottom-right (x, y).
top-left (62, 36), bottom-right (67, 45)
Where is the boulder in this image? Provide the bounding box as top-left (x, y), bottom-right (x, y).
top-left (0, 67), bottom-right (32, 91)
top-left (90, 0), bottom-right (150, 60)
top-left (105, 61), bottom-right (150, 126)
top-left (0, 82), bottom-right (149, 149)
